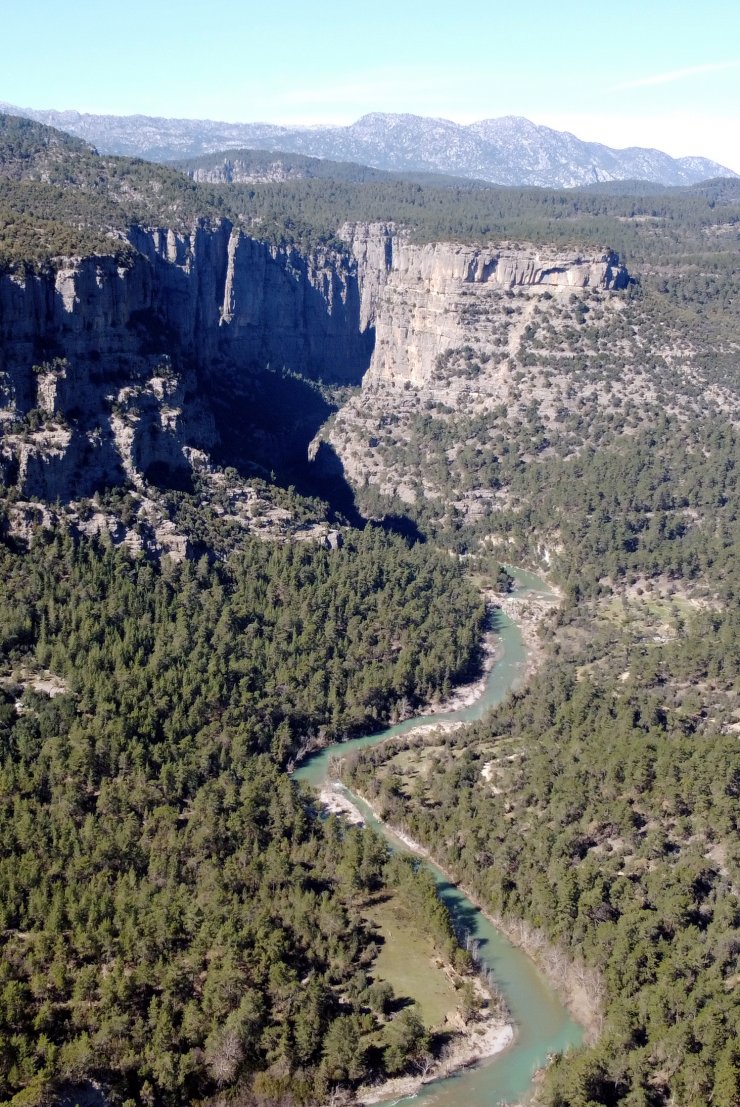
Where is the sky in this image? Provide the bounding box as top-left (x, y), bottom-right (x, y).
top-left (3, 0), bottom-right (739, 170)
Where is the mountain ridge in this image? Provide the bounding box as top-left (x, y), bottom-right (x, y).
top-left (1, 102), bottom-right (736, 187)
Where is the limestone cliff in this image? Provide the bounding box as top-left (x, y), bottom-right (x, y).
top-left (318, 228), bottom-right (635, 515)
top-left (0, 218), bottom-right (629, 502)
top-left (1, 224), bottom-right (370, 387)
top-left (0, 222), bottom-right (373, 498)
top-left (340, 224), bottom-right (629, 385)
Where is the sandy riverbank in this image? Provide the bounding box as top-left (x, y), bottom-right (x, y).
top-left (294, 574), bottom-right (560, 773)
top-left (407, 579), bottom-right (561, 725)
top-left (356, 1020), bottom-right (515, 1106)
top-left (290, 619), bottom-right (496, 772)
top-left (423, 613), bottom-right (501, 714)
top-left (378, 801), bottom-right (602, 1040)
top-left (320, 781), bottom-right (602, 1046)
top-left (402, 572), bottom-right (561, 720)
top-left (494, 584), bottom-right (561, 685)
top-left (319, 782), bottom-right (366, 824)
top-left (315, 570), bottom-right (598, 1102)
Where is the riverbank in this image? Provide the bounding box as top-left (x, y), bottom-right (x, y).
top-left (329, 780), bottom-right (602, 1046)
top-left (494, 584), bottom-right (561, 686)
top-left (308, 566), bottom-right (587, 1106)
top-left (294, 574), bottom-right (560, 774)
top-left (317, 569), bottom-right (601, 1046)
top-left (423, 606), bottom-right (502, 714)
top-left (357, 1021), bottom-right (515, 1106)
top-left (319, 782), bottom-right (516, 1105)
top-left (290, 614), bottom-right (496, 771)
top-left (401, 577), bottom-right (560, 723)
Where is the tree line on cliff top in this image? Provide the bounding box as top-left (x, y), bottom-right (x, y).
top-left (2, 111), bottom-right (740, 274)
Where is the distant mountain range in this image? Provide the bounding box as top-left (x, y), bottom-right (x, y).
top-left (1, 104), bottom-right (736, 188)
top-left (174, 147), bottom-right (489, 189)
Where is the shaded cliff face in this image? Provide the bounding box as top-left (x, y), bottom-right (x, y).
top-left (0, 222), bottom-right (373, 498)
top-left (0, 219), bottom-right (630, 502)
top-left (128, 224), bottom-right (373, 379)
top-left (0, 224), bottom-right (371, 387)
top-left (341, 223), bottom-right (630, 385)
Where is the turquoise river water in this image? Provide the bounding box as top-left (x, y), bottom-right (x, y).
top-left (294, 571), bottom-right (583, 1106)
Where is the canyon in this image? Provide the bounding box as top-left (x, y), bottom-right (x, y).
top-left (0, 220), bottom-right (629, 512)
top-left (2, 115), bottom-right (738, 1107)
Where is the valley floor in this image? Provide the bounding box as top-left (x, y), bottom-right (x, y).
top-left (321, 784), bottom-right (516, 1106)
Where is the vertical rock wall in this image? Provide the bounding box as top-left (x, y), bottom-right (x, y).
top-left (342, 230), bottom-right (630, 385)
top-left (0, 219), bottom-right (629, 498)
top-left (0, 222), bottom-right (374, 497)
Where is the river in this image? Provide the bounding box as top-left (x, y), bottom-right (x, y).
top-left (294, 571), bottom-right (583, 1106)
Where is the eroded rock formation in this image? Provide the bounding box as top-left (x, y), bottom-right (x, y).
top-left (0, 219), bottom-right (629, 501)
top-left (0, 223), bottom-right (374, 498)
top-left (340, 223), bottom-right (629, 385)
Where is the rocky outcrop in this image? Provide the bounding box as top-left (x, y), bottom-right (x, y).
top-left (339, 222), bottom-right (395, 333)
top-left (339, 226), bottom-right (629, 385)
top-left (0, 218), bottom-right (630, 500)
top-left (0, 426), bottom-right (83, 501)
top-left (0, 365), bottom-right (203, 501)
top-left (127, 224), bottom-right (372, 378)
top-left (189, 159), bottom-right (312, 185)
top-left (0, 221), bottom-right (373, 399)
top-left (0, 222), bottom-right (374, 498)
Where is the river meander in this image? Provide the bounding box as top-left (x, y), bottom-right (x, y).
top-left (294, 571), bottom-right (583, 1106)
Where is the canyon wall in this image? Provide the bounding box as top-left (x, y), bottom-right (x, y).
top-left (341, 223), bottom-right (629, 385)
top-left (1, 223), bottom-right (371, 395)
top-left (0, 222), bottom-right (372, 497)
top-left (0, 220), bottom-right (629, 499)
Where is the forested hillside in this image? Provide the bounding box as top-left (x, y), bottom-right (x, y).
top-left (3, 112), bottom-right (740, 266)
top-left (0, 110), bottom-right (738, 1107)
top-left (173, 146), bottom-right (485, 188)
top-left (0, 527), bottom-right (485, 1105)
top-left (340, 424), bottom-right (740, 1106)
top-left (344, 643), bottom-right (740, 1105)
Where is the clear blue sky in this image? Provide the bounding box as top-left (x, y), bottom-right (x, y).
top-left (3, 0), bottom-right (739, 169)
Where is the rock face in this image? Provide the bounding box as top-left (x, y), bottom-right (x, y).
top-left (1, 222), bottom-right (371, 391)
top-left (189, 158), bottom-right (301, 184)
top-left (0, 219), bottom-right (630, 500)
top-left (341, 224), bottom-right (630, 385)
top-left (128, 224), bottom-right (371, 377)
top-left (0, 222), bottom-right (373, 497)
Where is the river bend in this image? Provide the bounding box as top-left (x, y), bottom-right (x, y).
top-left (295, 571), bottom-right (582, 1106)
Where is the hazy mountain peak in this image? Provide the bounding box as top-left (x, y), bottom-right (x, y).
top-left (1, 102), bottom-right (736, 187)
